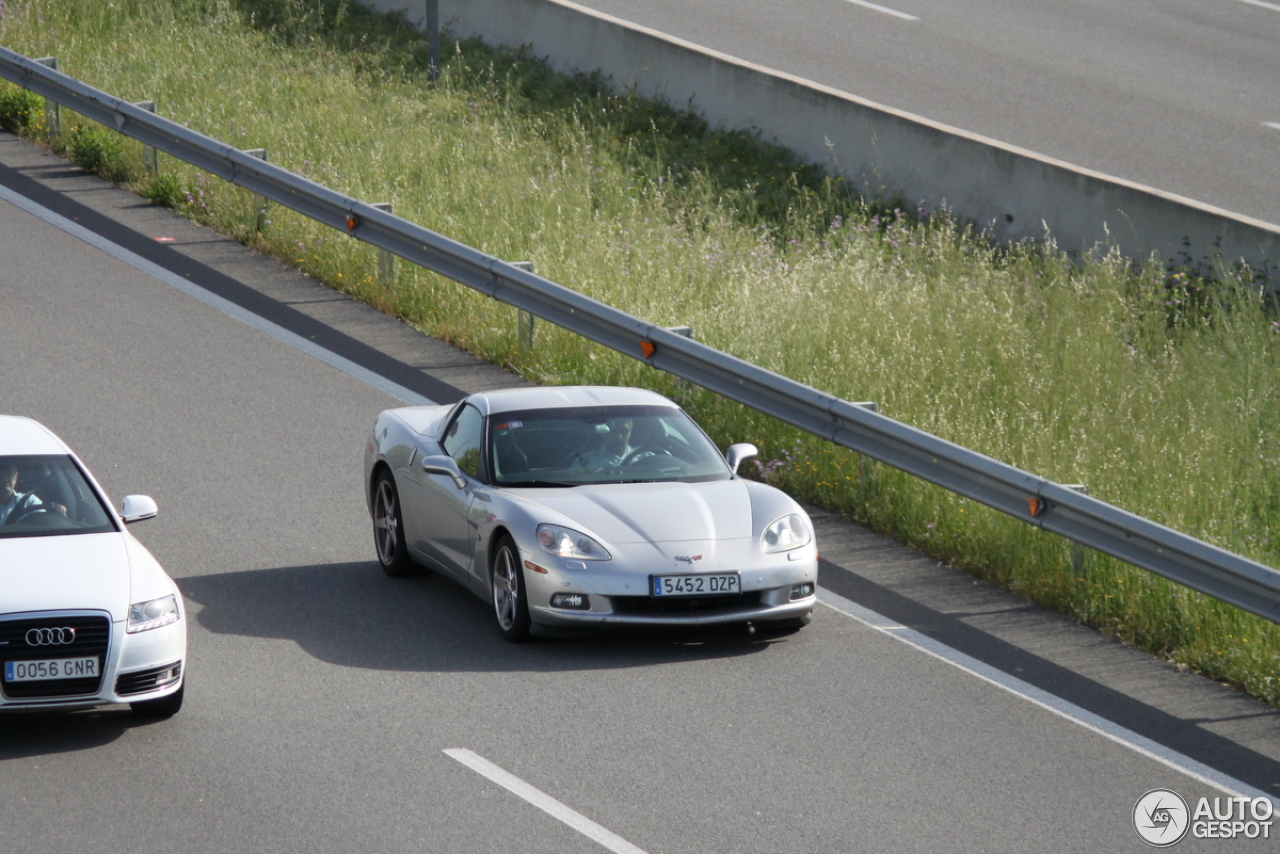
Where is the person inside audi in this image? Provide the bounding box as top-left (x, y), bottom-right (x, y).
top-left (0, 460), bottom-right (66, 524)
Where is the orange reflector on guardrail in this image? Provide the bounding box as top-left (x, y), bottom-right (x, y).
top-left (1028, 497), bottom-right (1045, 517)
top-left (640, 341), bottom-right (656, 359)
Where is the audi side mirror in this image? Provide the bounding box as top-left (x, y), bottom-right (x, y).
top-left (120, 494), bottom-right (159, 524)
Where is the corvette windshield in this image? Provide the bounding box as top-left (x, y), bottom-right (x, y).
top-left (0, 455), bottom-right (115, 538)
top-left (489, 405), bottom-right (732, 487)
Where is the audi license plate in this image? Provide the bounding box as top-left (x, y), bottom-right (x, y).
top-left (651, 573), bottom-right (740, 597)
top-left (4, 657), bottom-right (99, 682)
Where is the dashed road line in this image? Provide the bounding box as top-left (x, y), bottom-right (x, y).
top-left (445, 748), bottom-right (649, 854)
top-left (841, 0), bottom-right (919, 21)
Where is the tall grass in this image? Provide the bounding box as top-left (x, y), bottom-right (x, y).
top-left (3, 0), bottom-right (1277, 703)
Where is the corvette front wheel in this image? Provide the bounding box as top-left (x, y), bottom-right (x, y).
top-left (491, 535), bottom-right (531, 642)
top-left (373, 471), bottom-right (416, 577)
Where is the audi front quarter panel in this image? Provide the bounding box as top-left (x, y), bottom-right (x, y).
top-left (0, 416), bottom-right (186, 717)
top-left (363, 386), bottom-right (819, 642)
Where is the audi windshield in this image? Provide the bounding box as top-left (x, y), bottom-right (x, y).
top-left (0, 455), bottom-right (115, 538)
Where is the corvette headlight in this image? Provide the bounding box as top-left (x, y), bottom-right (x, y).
top-left (536, 524), bottom-right (611, 560)
top-left (127, 594), bottom-right (180, 633)
top-left (761, 513), bottom-right (812, 553)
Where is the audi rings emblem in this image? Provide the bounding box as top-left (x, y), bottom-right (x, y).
top-left (26, 627), bottom-right (77, 646)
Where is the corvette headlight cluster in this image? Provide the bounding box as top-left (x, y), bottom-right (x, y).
top-left (127, 594), bottom-right (180, 633)
top-left (761, 513), bottom-right (812, 553)
top-left (536, 524), bottom-right (611, 560)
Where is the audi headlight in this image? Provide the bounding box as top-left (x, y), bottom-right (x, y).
top-left (536, 524), bottom-right (610, 560)
top-left (761, 513), bottom-right (812, 553)
top-left (127, 594), bottom-right (180, 633)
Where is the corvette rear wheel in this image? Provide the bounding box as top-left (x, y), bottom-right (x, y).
top-left (491, 535), bottom-right (531, 642)
top-left (373, 470), bottom-right (415, 577)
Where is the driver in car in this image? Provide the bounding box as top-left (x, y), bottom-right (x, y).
top-left (577, 417), bottom-right (655, 469)
top-left (0, 461), bottom-right (66, 524)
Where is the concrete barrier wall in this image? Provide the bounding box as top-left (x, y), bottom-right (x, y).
top-left (372, 0), bottom-right (1279, 276)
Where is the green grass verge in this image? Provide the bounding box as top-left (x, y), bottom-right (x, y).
top-left (2, 0), bottom-right (1278, 704)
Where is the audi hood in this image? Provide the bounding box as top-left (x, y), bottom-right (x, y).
top-left (0, 532), bottom-right (147, 619)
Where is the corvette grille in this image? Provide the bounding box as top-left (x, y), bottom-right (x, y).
top-left (612, 592), bottom-right (764, 615)
top-left (0, 614), bottom-right (110, 699)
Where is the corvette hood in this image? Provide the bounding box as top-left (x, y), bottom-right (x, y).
top-left (524, 480), bottom-right (753, 545)
top-left (0, 533), bottom-right (132, 620)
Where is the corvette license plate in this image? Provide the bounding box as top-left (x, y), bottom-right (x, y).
top-left (651, 573), bottom-right (740, 597)
top-left (4, 657), bottom-right (99, 682)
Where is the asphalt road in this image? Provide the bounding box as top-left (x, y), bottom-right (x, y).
top-left (555, 0), bottom-right (1280, 227)
top-left (1, 135), bottom-right (1278, 852)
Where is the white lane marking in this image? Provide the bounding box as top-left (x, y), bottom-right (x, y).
top-left (817, 589), bottom-right (1277, 808)
top-left (1265, 122), bottom-right (1280, 131)
top-left (0, 183), bottom-right (436, 407)
top-left (1239, 0), bottom-right (1280, 13)
top-left (841, 0), bottom-right (919, 21)
top-left (444, 748), bottom-right (649, 854)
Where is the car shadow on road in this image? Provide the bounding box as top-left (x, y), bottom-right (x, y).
top-left (0, 709), bottom-right (162, 759)
top-left (178, 562), bottom-right (793, 674)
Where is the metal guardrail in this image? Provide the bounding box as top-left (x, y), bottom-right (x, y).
top-left (3, 46), bottom-right (1279, 625)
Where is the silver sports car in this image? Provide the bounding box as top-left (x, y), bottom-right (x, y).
top-left (363, 386), bottom-right (818, 641)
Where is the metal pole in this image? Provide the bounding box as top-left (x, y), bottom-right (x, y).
top-left (245, 148), bottom-right (269, 232)
top-left (856, 402), bottom-right (878, 499)
top-left (133, 101), bottom-right (158, 179)
top-left (426, 0), bottom-right (440, 82)
top-left (33, 57), bottom-right (59, 137)
top-left (1065, 484), bottom-right (1092, 576)
top-left (512, 261), bottom-right (536, 350)
top-left (372, 203), bottom-right (395, 285)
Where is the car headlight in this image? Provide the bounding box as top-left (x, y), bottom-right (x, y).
top-left (127, 594), bottom-right (180, 633)
top-left (761, 513), bottom-right (812, 553)
top-left (536, 524), bottom-right (611, 560)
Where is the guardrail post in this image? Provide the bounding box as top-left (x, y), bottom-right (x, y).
top-left (511, 261), bottom-right (536, 351)
top-left (244, 148), bottom-right (268, 232)
top-left (425, 0), bottom-right (440, 82)
top-left (371, 203), bottom-right (395, 286)
top-left (854, 402), bottom-right (879, 497)
top-left (133, 101), bottom-right (158, 178)
top-left (664, 326), bottom-right (696, 399)
top-left (1065, 484), bottom-right (1092, 576)
top-left (32, 57), bottom-right (60, 138)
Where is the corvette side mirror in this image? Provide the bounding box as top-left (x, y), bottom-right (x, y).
top-left (725, 443), bottom-right (758, 475)
top-left (422, 455), bottom-right (467, 489)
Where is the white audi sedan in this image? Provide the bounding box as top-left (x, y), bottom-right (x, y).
top-left (364, 386), bottom-right (819, 641)
top-left (0, 416), bottom-right (185, 716)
